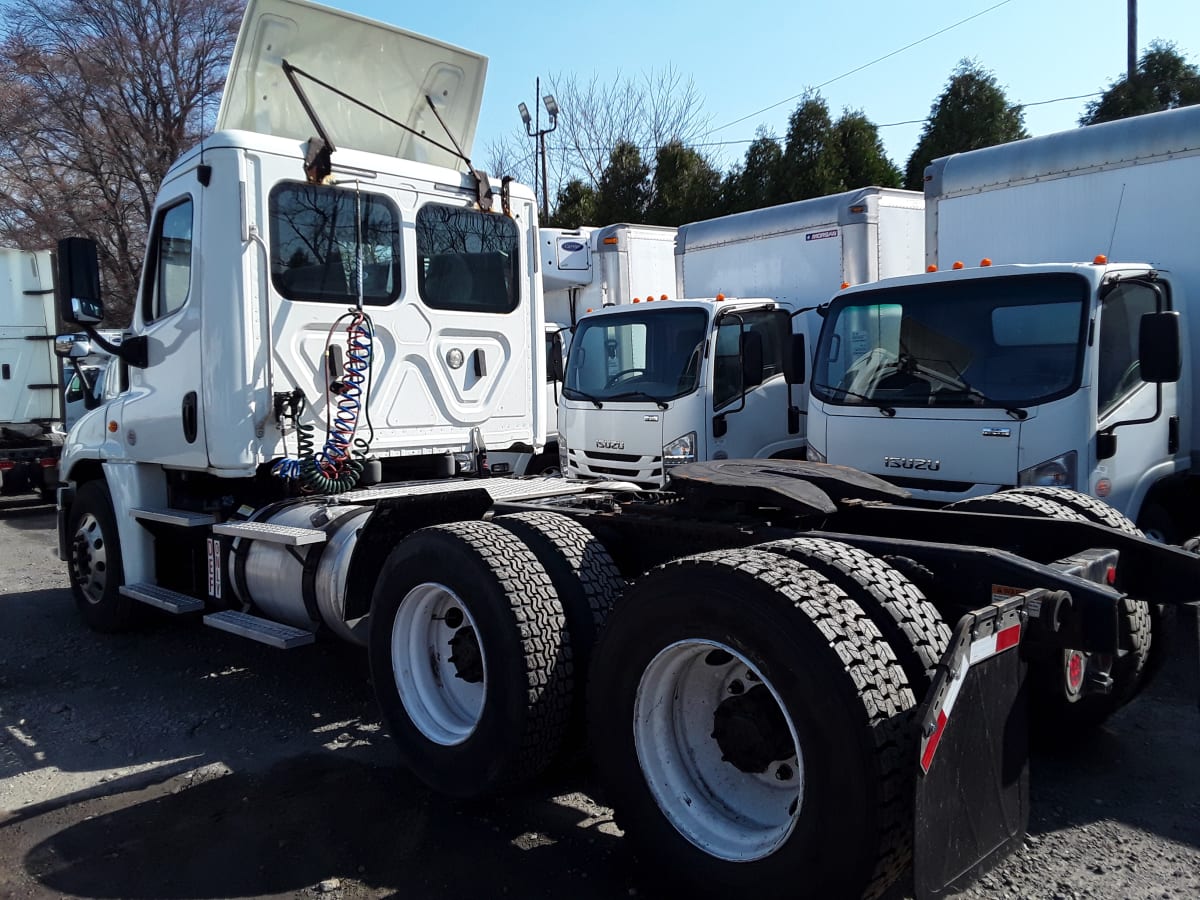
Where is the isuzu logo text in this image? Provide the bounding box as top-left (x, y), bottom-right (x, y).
top-left (883, 456), bottom-right (941, 471)
top-left (596, 439), bottom-right (625, 450)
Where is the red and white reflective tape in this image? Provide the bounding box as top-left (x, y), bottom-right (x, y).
top-left (920, 622), bottom-right (1021, 773)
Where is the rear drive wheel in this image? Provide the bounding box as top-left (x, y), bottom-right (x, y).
top-left (67, 480), bottom-right (132, 632)
top-left (1005, 486), bottom-right (1171, 700)
top-left (588, 549), bottom-right (914, 900)
top-left (756, 537), bottom-right (949, 696)
top-left (946, 492), bottom-right (1150, 730)
top-left (368, 521), bottom-right (573, 796)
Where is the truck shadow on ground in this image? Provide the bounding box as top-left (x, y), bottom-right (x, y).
top-left (20, 755), bottom-right (638, 900)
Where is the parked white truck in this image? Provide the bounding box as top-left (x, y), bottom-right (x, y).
top-left (0, 247), bottom-right (65, 497)
top-left (807, 104), bottom-right (1200, 542)
top-left (51, 5), bottom-right (1200, 900)
top-left (490, 223), bottom-right (678, 476)
top-left (559, 188), bottom-right (923, 486)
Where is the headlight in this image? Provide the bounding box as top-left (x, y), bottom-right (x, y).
top-left (663, 432), bottom-right (697, 467)
top-left (1018, 451), bottom-right (1076, 487)
top-left (807, 443), bottom-right (827, 464)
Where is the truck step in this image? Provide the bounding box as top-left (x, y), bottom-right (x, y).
top-left (129, 507), bottom-right (216, 527)
top-left (120, 583), bottom-right (205, 614)
top-left (203, 610), bottom-right (315, 649)
top-left (211, 521), bottom-right (327, 545)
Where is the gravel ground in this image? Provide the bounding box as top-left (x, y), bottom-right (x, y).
top-left (1, 495), bottom-right (1198, 899)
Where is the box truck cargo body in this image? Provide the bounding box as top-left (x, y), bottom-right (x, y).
top-left (0, 247), bottom-right (64, 495)
top-left (808, 104), bottom-right (1200, 540)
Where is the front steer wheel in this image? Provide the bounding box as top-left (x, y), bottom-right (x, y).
top-left (66, 480), bottom-right (132, 632)
top-left (367, 521), bottom-right (573, 797)
top-left (588, 549), bottom-right (915, 900)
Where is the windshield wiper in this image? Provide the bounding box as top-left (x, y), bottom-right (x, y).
top-left (813, 383), bottom-right (896, 417)
top-left (608, 390), bottom-right (669, 410)
top-left (899, 353), bottom-right (1029, 420)
top-left (564, 389), bottom-right (604, 409)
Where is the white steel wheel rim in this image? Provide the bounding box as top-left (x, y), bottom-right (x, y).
top-left (73, 512), bottom-right (109, 605)
top-left (391, 582), bottom-right (487, 746)
top-left (633, 639), bottom-right (803, 862)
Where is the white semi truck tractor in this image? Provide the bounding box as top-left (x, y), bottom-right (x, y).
top-left (51, 4), bottom-right (1200, 900)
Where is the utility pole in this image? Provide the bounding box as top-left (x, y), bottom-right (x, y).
top-left (518, 79), bottom-right (559, 222)
top-left (1127, 0), bottom-right (1138, 82)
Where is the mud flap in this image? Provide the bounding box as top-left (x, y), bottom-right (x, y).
top-left (913, 594), bottom-right (1032, 900)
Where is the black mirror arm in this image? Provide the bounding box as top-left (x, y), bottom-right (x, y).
top-left (1101, 382), bottom-right (1164, 440)
top-left (80, 325), bottom-right (148, 369)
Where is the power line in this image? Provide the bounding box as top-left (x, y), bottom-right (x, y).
top-left (711, 0), bottom-right (1015, 134)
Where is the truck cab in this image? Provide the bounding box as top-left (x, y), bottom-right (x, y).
top-left (807, 261), bottom-right (1187, 534)
top-left (559, 297), bottom-right (804, 487)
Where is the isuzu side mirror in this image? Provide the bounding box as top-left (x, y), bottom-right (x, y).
top-left (1139, 311), bottom-right (1181, 384)
top-left (548, 330), bottom-right (565, 382)
top-left (785, 333), bottom-right (806, 385)
top-left (56, 237), bottom-right (104, 326)
top-left (54, 335), bottom-right (93, 359)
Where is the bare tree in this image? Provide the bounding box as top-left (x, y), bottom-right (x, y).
top-left (0, 0), bottom-right (243, 324)
top-left (489, 65), bottom-right (711, 220)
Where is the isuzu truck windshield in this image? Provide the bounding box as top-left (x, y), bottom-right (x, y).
top-left (564, 308), bottom-right (708, 404)
top-left (813, 273), bottom-right (1090, 411)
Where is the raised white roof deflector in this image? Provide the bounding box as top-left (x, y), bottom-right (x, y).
top-left (217, 0), bottom-right (487, 170)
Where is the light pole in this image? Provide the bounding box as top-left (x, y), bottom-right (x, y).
top-left (518, 77), bottom-right (558, 221)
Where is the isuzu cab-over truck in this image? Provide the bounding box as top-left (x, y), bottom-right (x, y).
top-left (559, 188), bottom-right (922, 487)
top-left (53, 3), bottom-right (1200, 900)
top-left (807, 104), bottom-right (1200, 543)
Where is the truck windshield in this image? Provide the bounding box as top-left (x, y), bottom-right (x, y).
top-left (564, 308), bottom-right (708, 403)
top-left (812, 273), bottom-right (1089, 409)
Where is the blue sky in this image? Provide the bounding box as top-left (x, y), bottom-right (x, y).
top-left (342, 0), bottom-right (1198, 177)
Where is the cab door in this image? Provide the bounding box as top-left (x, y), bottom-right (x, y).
top-left (708, 309), bottom-right (797, 459)
top-left (120, 181), bottom-right (207, 468)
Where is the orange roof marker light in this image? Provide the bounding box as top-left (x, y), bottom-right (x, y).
top-left (927, 264), bottom-right (938, 273)
top-left (632, 297), bottom-right (641, 303)
top-left (980, 258), bottom-right (992, 267)
top-left (585, 307), bottom-right (593, 313)
top-left (1093, 254), bottom-right (1108, 265)
top-left (660, 294), bottom-right (669, 301)
top-left (952, 261), bottom-right (964, 270)
top-left (840, 281), bottom-right (850, 290)
top-left (715, 293), bottom-right (725, 302)
top-left (603, 236), bottom-right (619, 245)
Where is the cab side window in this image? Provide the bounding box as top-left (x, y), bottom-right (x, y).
top-left (1097, 282), bottom-right (1159, 417)
top-left (143, 198), bottom-right (194, 322)
top-left (712, 310), bottom-right (785, 410)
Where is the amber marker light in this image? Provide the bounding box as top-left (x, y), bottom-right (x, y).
top-left (926, 265), bottom-right (938, 273)
top-left (980, 258), bottom-right (992, 267)
top-left (660, 294), bottom-right (669, 301)
top-left (1093, 254), bottom-right (1108, 265)
top-left (840, 281), bottom-right (850, 290)
top-left (952, 261), bottom-right (964, 270)
top-left (108, 421), bottom-right (119, 432)
top-left (603, 236), bottom-right (619, 245)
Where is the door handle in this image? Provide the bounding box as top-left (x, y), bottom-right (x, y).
top-left (182, 391), bottom-right (198, 444)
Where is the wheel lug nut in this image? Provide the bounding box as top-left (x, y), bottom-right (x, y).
top-left (728, 679), bottom-right (745, 695)
top-left (775, 763), bottom-right (794, 781)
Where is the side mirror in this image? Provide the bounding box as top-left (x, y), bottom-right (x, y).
top-left (56, 237), bottom-right (104, 326)
top-left (785, 333), bottom-right (806, 385)
top-left (741, 329), bottom-right (764, 389)
top-left (548, 331), bottom-right (565, 382)
top-left (55, 335), bottom-right (93, 358)
top-left (1139, 311), bottom-right (1181, 384)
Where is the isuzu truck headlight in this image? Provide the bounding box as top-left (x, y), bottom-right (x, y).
top-left (1018, 451), bottom-right (1076, 487)
top-left (663, 432), bottom-right (697, 467)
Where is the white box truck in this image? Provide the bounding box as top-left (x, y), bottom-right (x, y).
top-left (49, 6), bottom-right (1200, 900)
top-left (807, 104), bottom-right (1200, 542)
top-left (0, 247), bottom-right (65, 497)
top-left (559, 188), bottom-right (923, 487)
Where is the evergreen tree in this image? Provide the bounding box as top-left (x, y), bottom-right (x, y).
top-left (1081, 41), bottom-right (1200, 125)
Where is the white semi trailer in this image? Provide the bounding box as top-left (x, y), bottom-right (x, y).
top-left (51, 5), bottom-right (1200, 900)
top-left (559, 188), bottom-right (923, 487)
